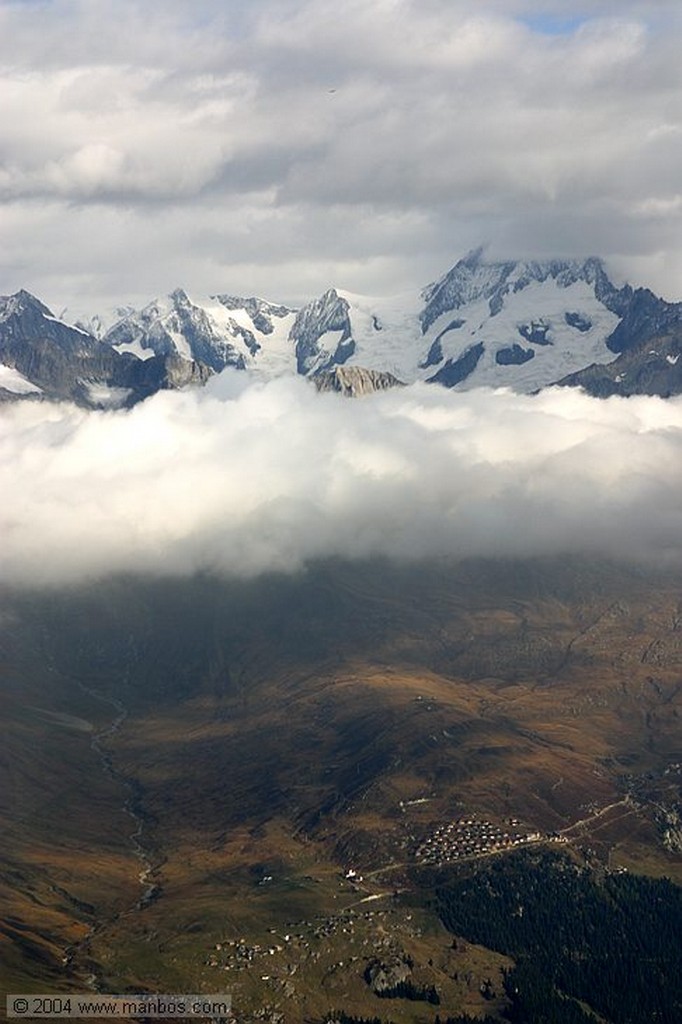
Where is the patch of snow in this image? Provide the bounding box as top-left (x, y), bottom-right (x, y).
top-left (167, 329), bottom-right (193, 361)
top-left (335, 289), bottom-right (424, 381)
top-left (84, 383), bottom-right (132, 409)
top-left (0, 363), bottom-right (42, 394)
top-left (43, 314), bottom-right (91, 336)
top-left (61, 306), bottom-right (136, 338)
top-left (113, 338), bottom-right (155, 361)
top-left (247, 311), bottom-right (298, 377)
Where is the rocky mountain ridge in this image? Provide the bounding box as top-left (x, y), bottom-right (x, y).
top-left (0, 290), bottom-right (211, 407)
top-left (2, 250), bottom-right (681, 407)
top-left (312, 365), bottom-right (405, 397)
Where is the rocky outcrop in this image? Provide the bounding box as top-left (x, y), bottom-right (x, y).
top-left (290, 288), bottom-right (355, 374)
top-left (127, 352), bottom-right (213, 401)
top-left (496, 344), bottom-right (535, 366)
top-left (557, 326), bottom-right (682, 397)
top-left (364, 954), bottom-right (412, 994)
top-left (604, 287), bottom-right (682, 354)
top-left (518, 320), bottom-right (552, 345)
top-left (427, 342), bottom-right (484, 386)
top-left (0, 290), bottom-right (133, 404)
top-left (565, 311), bottom-right (592, 332)
top-left (313, 365), bottom-right (404, 397)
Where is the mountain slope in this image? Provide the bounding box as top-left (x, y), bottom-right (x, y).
top-left (4, 250), bottom-right (682, 405)
top-left (0, 290), bottom-right (212, 407)
top-left (2, 557), bottom-right (682, 1013)
top-left (558, 323), bottom-right (682, 397)
top-left (104, 289), bottom-right (297, 375)
top-left (303, 253), bottom-right (636, 391)
top-left (94, 250), bottom-right (681, 395)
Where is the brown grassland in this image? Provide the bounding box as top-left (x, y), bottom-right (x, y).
top-left (1, 557), bottom-right (681, 1021)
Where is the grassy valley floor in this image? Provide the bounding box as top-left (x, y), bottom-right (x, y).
top-left (1, 557), bottom-right (681, 1021)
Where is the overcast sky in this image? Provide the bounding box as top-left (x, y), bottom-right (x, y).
top-left (1, 0), bottom-right (682, 313)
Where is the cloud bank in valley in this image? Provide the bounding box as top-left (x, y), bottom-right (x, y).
top-left (2, 378), bottom-right (682, 587)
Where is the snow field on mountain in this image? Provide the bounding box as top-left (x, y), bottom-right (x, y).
top-left (94, 258), bottom-right (627, 392)
top-left (422, 278), bottom-right (621, 391)
top-left (336, 289), bottom-right (424, 381)
top-left (0, 363), bottom-right (42, 394)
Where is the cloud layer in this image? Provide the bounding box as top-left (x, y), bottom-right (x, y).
top-left (1, 0), bottom-right (682, 309)
top-left (2, 378), bottom-right (682, 587)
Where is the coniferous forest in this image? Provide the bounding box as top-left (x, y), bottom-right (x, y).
top-left (436, 850), bottom-right (682, 1024)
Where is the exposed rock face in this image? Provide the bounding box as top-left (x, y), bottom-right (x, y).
top-left (0, 290), bottom-right (214, 408)
top-left (312, 365), bottom-right (404, 396)
top-left (558, 327), bottom-right (682, 397)
top-left (364, 954), bottom-right (412, 994)
top-left (126, 351), bottom-right (213, 401)
top-left (106, 289), bottom-right (248, 371)
top-left (0, 290), bottom-right (132, 405)
top-left (496, 344), bottom-right (535, 366)
top-left (170, 289), bottom-right (249, 368)
top-left (289, 288), bottom-right (355, 374)
top-left (604, 288), bottom-right (682, 354)
top-left (427, 341), bottom-right (484, 386)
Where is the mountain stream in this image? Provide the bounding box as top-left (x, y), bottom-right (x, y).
top-left (62, 683), bottom-right (161, 989)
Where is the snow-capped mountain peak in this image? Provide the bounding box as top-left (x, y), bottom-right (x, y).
top-left (96, 289), bottom-right (298, 375)
top-left (5, 250), bottom-right (680, 408)
top-left (84, 251), bottom-right (678, 395)
top-left (419, 250), bottom-right (628, 335)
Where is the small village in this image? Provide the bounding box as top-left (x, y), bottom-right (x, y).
top-left (203, 905), bottom-right (406, 983)
top-left (415, 816), bottom-right (565, 864)
top-left (204, 814), bottom-right (569, 978)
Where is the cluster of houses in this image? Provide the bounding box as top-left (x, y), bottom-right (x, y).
top-left (415, 817), bottom-right (557, 864)
top-left (286, 907), bottom-right (388, 944)
top-left (204, 905), bottom-right (411, 982)
top-left (205, 915), bottom-right (355, 975)
top-left (205, 938), bottom-right (286, 972)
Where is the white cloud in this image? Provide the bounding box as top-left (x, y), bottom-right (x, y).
top-left (1, 380), bottom-right (682, 587)
top-left (0, 0), bottom-right (681, 307)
